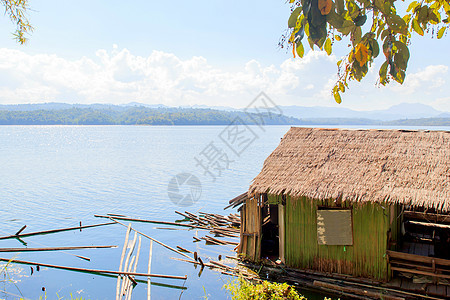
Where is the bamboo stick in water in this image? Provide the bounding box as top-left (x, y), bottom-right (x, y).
top-left (126, 236), bottom-right (142, 300)
top-left (111, 218), bottom-right (193, 260)
top-left (120, 232), bottom-right (138, 297)
top-left (147, 240), bottom-right (153, 300)
top-left (0, 257), bottom-right (187, 279)
top-left (116, 223), bottom-right (131, 300)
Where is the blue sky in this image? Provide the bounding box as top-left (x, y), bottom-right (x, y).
top-left (0, 0), bottom-right (449, 111)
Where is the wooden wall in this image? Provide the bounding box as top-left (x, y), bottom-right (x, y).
top-left (239, 194), bottom-right (262, 261)
top-left (282, 195), bottom-right (393, 281)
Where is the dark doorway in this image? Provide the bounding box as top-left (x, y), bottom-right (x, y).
top-left (261, 203), bottom-right (279, 259)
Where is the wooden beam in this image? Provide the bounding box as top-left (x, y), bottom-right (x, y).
top-left (0, 222), bottom-right (114, 240)
top-left (0, 257), bottom-right (187, 280)
top-left (95, 215), bottom-right (208, 230)
top-left (313, 280), bottom-right (405, 300)
top-left (0, 245), bottom-right (117, 252)
top-left (407, 220), bottom-right (450, 229)
top-left (404, 211), bottom-right (450, 224)
top-left (110, 218), bottom-right (194, 260)
top-left (390, 266), bottom-right (450, 280)
top-left (387, 250), bottom-right (450, 267)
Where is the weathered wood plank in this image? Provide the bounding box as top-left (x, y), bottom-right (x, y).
top-left (387, 250), bottom-right (450, 267)
top-left (391, 266), bottom-right (450, 279)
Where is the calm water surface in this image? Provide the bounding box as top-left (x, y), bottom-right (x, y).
top-left (0, 125), bottom-right (448, 299)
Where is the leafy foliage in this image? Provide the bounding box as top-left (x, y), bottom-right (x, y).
top-left (1, 0), bottom-right (33, 44)
top-left (223, 277), bottom-right (305, 300)
top-left (0, 106), bottom-right (302, 125)
top-left (282, 0), bottom-right (450, 102)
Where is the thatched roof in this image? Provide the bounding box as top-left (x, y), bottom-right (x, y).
top-left (249, 127), bottom-right (450, 211)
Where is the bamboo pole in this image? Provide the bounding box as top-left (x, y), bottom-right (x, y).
top-left (15, 225), bottom-right (27, 236)
top-left (124, 232), bottom-right (138, 278)
top-left (120, 232), bottom-right (137, 297)
top-left (0, 257), bottom-right (187, 280)
top-left (120, 232), bottom-right (137, 298)
top-left (0, 245), bottom-right (117, 252)
top-left (125, 237), bottom-right (142, 300)
top-left (171, 257), bottom-right (259, 280)
top-left (147, 240), bottom-right (153, 300)
top-left (204, 235), bottom-right (239, 245)
top-left (0, 222), bottom-right (115, 240)
top-left (174, 211), bottom-right (193, 220)
top-left (184, 211), bottom-right (210, 226)
top-left (134, 237), bottom-right (142, 274)
top-left (209, 260), bottom-right (234, 271)
top-left (110, 218), bottom-right (193, 260)
top-left (124, 256), bottom-right (136, 299)
top-left (116, 223), bottom-right (131, 300)
top-left (176, 246), bottom-right (194, 254)
top-left (121, 255), bottom-right (135, 298)
top-left (95, 215), bottom-right (208, 229)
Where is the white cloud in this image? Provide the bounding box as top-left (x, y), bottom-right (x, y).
top-left (0, 46), bottom-right (448, 112)
top-left (389, 65), bottom-right (448, 94)
top-left (433, 97), bottom-right (450, 112)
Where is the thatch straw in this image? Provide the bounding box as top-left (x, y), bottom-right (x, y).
top-left (249, 128), bottom-right (449, 211)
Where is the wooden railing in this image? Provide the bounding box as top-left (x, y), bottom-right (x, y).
top-left (387, 250), bottom-right (450, 279)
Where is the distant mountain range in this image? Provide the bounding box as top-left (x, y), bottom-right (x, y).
top-left (279, 103), bottom-right (450, 121)
top-left (0, 106), bottom-right (301, 126)
top-left (0, 102), bottom-right (449, 126)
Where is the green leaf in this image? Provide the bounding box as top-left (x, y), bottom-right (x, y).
top-left (393, 41), bottom-right (410, 71)
top-left (309, 22), bottom-right (327, 45)
top-left (307, 36), bottom-right (315, 49)
top-left (418, 6), bottom-right (428, 24)
top-left (430, 1), bottom-right (442, 10)
top-left (393, 41), bottom-right (409, 69)
top-left (429, 11), bottom-right (440, 24)
top-left (339, 20), bottom-right (355, 35)
top-left (316, 36), bottom-right (326, 48)
top-left (403, 14), bottom-right (412, 25)
top-left (310, 0), bottom-right (327, 27)
top-left (376, 20), bottom-right (385, 39)
top-left (386, 14), bottom-right (408, 35)
top-left (379, 61), bottom-right (388, 80)
top-left (339, 81), bottom-right (345, 92)
top-left (335, 35), bottom-right (342, 41)
top-left (354, 14), bottom-right (367, 26)
top-left (334, 91), bottom-right (342, 103)
top-left (288, 7), bottom-right (302, 28)
top-left (336, 0), bottom-right (345, 15)
top-left (396, 69), bottom-right (405, 84)
top-left (324, 38), bottom-right (332, 55)
top-left (346, 0), bottom-right (360, 19)
top-left (351, 26), bottom-right (362, 46)
top-left (326, 10), bottom-right (345, 28)
top-left (407, 1), bottom-right (419, 13)
top-left (412, 18), bottom-right (424, 36)
top-left (369, 39), bottom-right (380, 58)
top-left (302, 0), bottom-right (312, 16)
top-left (381, 29), bottom-right (390, 42)
top-left (438, 27), bottom-right (446, 39)
top-left (374, 0), bottom-right (388, 14)
top-left (296, 42), bottom-right (305, 57)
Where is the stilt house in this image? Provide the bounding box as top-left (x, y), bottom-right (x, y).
top-left (239, 127), bottom-right (449, 282)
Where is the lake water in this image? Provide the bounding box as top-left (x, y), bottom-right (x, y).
top-left (1, 125), bottom-right (448, 300)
